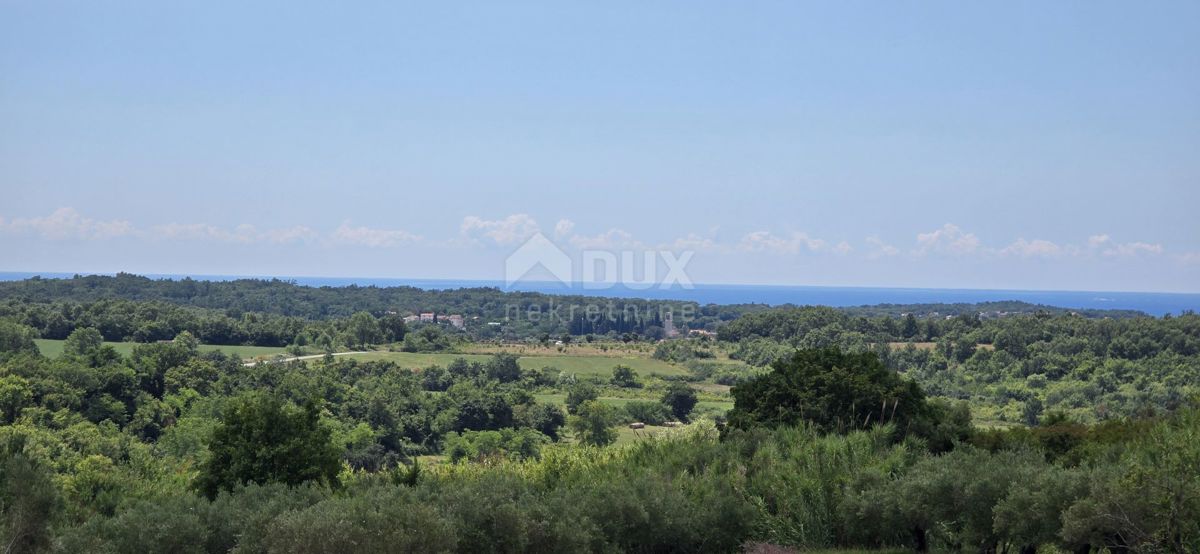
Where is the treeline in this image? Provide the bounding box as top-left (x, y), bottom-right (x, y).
top-left (722, 306), bottom-right (1200, 422)
top-left (0, 298), bottom-right (309, 346)
top-left (0, 275), bottom-right (1142, 343)
top-left (840, 300), bottom-right (1145, 319)
top-left (0, 274), bottom-right (707, 339)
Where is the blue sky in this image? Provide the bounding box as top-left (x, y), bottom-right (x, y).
top-left (2, 1), bottom-right (1198, 292)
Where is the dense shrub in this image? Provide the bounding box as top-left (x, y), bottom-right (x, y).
top-left (623, 400), bottom-right (671, 425)
top-left (195, 393), bottom-right (342, 499)
top-left (727, 348), bottom-right (928, 436)
top-left (260, 486), bottom-right (455, 554)
top-left (443, 428), bottom-right (550, 463)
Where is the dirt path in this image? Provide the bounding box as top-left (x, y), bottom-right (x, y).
top-left (242, 351), bottom-right (370, 366)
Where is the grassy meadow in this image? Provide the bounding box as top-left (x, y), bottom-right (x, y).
top-left (35, 338), bottom-right (288, 360)
top-left (34, 338), bottom-right (692, 377)
top-left (335, 349), bottom-right (689, 377)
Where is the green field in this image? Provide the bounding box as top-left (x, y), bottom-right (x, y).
top-left (335, 351), bottom-right (689, 377)
top-left (533, 393), bottom-right (733, 414)
top-left (35, 339), bottom-right (287, 360)
top-left (34, 340), bottom-right (690, 377)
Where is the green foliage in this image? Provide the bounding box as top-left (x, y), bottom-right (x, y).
top-left (624, 400), bottom-right (671, 425)
top-left (652, 339), bottom-right (715, 363)
top-left (483, 353), bottom-right (521, 383)
top-left (908, 398), bottom-right (973, 454)
top-left (0, 273), bottom-right (696, 342)
top-left (609, 364), bottom-right (642, 388)
top-left (260, 486), bottom-right (455, 554)
top-left (728, 348), bottom-right (927, 436)
top-left (661, 382), bottom-right (698, 422)
top-left (444, 382), bottom-right (515, 433)
top-left (195, 393), bottom-right (342, 499)
top-left (342, 311), bottom-right (382, 349)
top-left (0, 443), bottom-right (60, 554)
top-left (390, 459), bottom-right (421, 487)
top-left (1060, 406), bottom-right (1200, 553)
top-left (747, 425), bottom-right (906, 548)
top-left (730, 337), bottom-right (794, 367)
top-left (63, 454), bottom-right (125, 517)
top-left (444, 428), bottom-right (550, 463)
top-left (130, 331), bottom-right (198, 398)
top-left (0, 275), bottom-right (1196, 552)
top-left (62, 327), bottom-right (104, 358)
top-left (0, 321), bottom-right (38, 359)
top-left (0, 375), bottom-right (33, 424)
top-left (516, 402), bottom-right (566, 441)
top-left (563, 381), bottom-right (598, 415)
top-left (401, 325), bottom-right (453, 352)
top-left (722, 306), bottom-right (1200, 422)
top-left (377, 313), bottom-right (407, 343)
top-left (568, 400), bottom-right (619, 447)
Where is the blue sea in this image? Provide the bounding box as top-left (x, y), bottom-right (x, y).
top-left (2, 272), bottom-right (1198, 316)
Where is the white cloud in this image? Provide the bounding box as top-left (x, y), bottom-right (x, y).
top-left (568, 228), bottom-right (643, 250)
top-left (1104, 241), bottom-right (1163, 257)
top-left (865, 236), bottom-right (899, 258)
top-left (261, 225), bottom-right (319, 244)
top-left (1087, 234), bottom-right (1163, 257)
top-left (914, 223), bottom-right (980, 256)
top-left (153, 223), bottom-right (246, 242)
top-left (665, 233), bottom-right (720, 252)
top-left (1088, 234), bottom-right (1111, 248)
top-left (3, 208), bottom-right (328, 246)
top-left (1000, 238), bottom-right (1062, 258)
top-left (460, 214), bottom-right (540, 246)
top-left (4, 208), bottom-right (1184, 272)
top-left (1, 207), bottom-right (134, 240)
top-left (738, 231), bottom-right (827, 254)
top-left (553, 219), bottom-right (575, 239)
top-left (151, 223), bottom-right (318, 244)
top-left (330, 223), bottom-right (421, 247)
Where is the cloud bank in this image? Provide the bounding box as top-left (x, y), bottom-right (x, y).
top-left (0, 209), bottom-right (1181, 269)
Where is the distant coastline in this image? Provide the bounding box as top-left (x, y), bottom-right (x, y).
top-left (2, 271), bottom-right (1198, 316)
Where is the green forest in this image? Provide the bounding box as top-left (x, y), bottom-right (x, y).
top-left (0, 276), bottom-right (1196, 553)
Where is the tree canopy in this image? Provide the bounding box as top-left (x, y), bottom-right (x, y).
top-left (195, 394), bottom-right (342, 499)
top-left (727, 348), bottom-right (928, 435)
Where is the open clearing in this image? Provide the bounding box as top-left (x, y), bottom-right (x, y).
top-left (334, 350), bottom-right (689, 376)
top-left (461, 342), bottom-right (660, 358)
top-left (35, 339), bottom-right (287, 360)
top-left (34, 340), bottom-right (687, 376)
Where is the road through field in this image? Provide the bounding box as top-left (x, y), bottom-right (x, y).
top-left (242, 351), bottom-right (369, 366)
